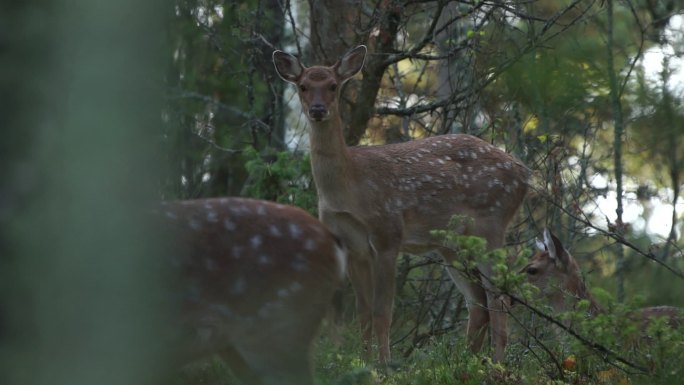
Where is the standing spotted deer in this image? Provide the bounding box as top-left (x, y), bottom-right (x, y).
top-left (159, 197), bottom-right (346, 385)
top-left (273, 45), bottom-right (530, 363)
top-left (523, 228), bottom-right (681, 329)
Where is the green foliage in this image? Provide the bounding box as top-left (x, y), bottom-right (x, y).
top-left (172, 358), bottom-right (237, 385)
top-left (242, 146), bottom-right (318, 214)
top-left (430, 215), bottom-right (528, 293)
top-left (509, 288), bottom-right (684, 385)
top-left (171, 247), bottom-right (684, 385)
top-left (314, 326), bottom-right (488, 385)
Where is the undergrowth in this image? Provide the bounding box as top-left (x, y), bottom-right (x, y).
top-left (173, 218), bottom-right (684, 385)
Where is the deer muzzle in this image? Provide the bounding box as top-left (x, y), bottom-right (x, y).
top-left (308, 104), bottom-right (328, 121)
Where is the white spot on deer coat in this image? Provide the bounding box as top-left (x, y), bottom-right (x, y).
top-left (256, 204), bottom-right (267, 216)
top-left (189, 219), bottom-right (201, 230)
top-left (207, 211), bottom-right (219, 222)
top-left (304, 238), bottom-right (317, 251)
top-left (291, 253), bottom-right (308, 272)
top-left (232, 246), bottom-right (244, 259)
top-left (251, 235), bottom-right (263, 249)
top-left (211, 304), bottom-right (232, 317)
top-left (165, 211), bottom-right (177, 219)
top-left (289, 223), bottom-right (303, 238)
top-left (258, 254), bottom-right (271, 265)
top-left (223, 218), bottom-right (237, 231)
top-left (289, 281), bottom-right (303, 293)
top-left (269, 225), bottom-right (283, 237)
top-left (232, 277), bottom-right (246, 294)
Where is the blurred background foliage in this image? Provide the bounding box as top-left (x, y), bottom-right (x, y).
top-left (3, 0), bottom-right (684, 384)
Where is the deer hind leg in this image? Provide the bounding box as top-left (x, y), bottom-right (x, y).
top-left (479, 233), bottom-right (509, 362)
top-left (348, 257), bottom-right (374, 360)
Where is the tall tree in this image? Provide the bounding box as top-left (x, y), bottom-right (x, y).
top-left (0, 1), bottom-right (168, 384)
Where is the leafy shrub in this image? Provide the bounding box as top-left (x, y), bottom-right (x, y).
top-left (242, 146), bottom-right (318, 214)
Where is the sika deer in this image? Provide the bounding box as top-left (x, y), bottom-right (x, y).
top-left (159, 197), bottom-right (346, 385)
top-left (523, 228), bottom-right (681, 329)
top-left (273, 45), bottom-right (529, 363)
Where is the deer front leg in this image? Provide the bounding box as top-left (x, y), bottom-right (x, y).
top-left (478, 257), bottom-right (509, 362)
top-left (480, 232), bottom-right (510, 362)
top-left (348, 257), bottom-right (374, 360)
top-left (372, 249), bottom-right (399, 365)
top-left (486, 290), bottom-right (509, 362)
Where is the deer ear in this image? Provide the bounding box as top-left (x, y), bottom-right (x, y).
top-left (335, 45), bottom-right (366, 82)
top-left (535, 237), bottom-right (546, 252)
top-left (543, 228), bottom-right (559, 260)
top-left (272, 50), bottom-right (304, 83)
top-left (543, 228), bottom-right (571, 270)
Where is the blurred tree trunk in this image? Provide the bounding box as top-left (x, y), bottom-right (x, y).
top-left (0, 1), bottom-right (168, 385)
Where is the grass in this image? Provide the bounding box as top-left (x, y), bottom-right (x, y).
top-left (173, 311), bottom-right (684, 385)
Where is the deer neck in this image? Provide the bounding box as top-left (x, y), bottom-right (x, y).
top-left (565, 274), bottom-right (604, 316)
top-left (308, 114), bottom-right (356, 203)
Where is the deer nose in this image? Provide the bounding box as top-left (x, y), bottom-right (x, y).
top-left (309, 104), bottom-right (328, 120)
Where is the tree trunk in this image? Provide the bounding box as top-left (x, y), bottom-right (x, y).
top-left (1, 1), bottom-right (169, 384)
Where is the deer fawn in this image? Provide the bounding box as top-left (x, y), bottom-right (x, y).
top-left (159, 197), bottom-right (346, 385)
top-left (523, 228), bottom-right (681, 330)
top-left (273, 45), bottom-right (529, 363)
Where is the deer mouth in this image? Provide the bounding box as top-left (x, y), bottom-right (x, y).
top-left (309, 111), bottom-right (329, 121)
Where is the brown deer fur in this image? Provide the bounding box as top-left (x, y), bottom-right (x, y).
top-left (273, 45), bottom-right (529, 363)
top-left (158, 197), bottom-right (346, 385)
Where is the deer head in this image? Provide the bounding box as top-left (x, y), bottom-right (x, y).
top-left (521, 228), bottom-right (682, 355)
top-left (272, 45), bottom-right (366, 122)
top-left (523, 228), bottom-right (601, 315)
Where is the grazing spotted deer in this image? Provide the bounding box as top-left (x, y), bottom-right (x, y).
top-left (273, 45), bottom-right (530, 363)
top-left (159, 197), bottom-right (346, 385)
top-left (523, 228), bottom-right (681, 330)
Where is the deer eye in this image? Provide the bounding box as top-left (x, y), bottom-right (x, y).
top-left (329, 84), bottom-right (337, 92)
top-left (299, 85), bottom-right (307, 92)
top-left (526, 267), bottom-right (538, 275)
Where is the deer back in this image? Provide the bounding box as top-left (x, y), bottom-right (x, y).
top-left (338, 134), bottom-right (530, 246)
